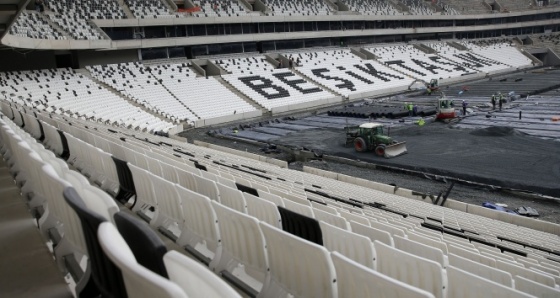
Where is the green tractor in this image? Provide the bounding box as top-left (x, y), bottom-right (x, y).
top-left (345, 123), bottom-right (408, 158)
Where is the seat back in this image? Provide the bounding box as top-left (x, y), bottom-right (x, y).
top-left (216, 183), bottom-right (247, 213)
top-left (313, 207), bottom-right (348, 230)
top-left (175, 185), bottom-right (220, 263)
top-left (259, 222), bottom-right (337, 298)
top-left (42, 122), bottom-right (63, 155)
top-left (514, 275), bottom-right (560, 298)
top-left (98, 223), bottom-right (186, 298)
top-left (496, 259), bottom-right (556, 288)
top-left (243, 193), bottom-right (282, 228)
top-left (282, 198), bottom-right (314, 217)
top-left (375, 240), bottom-right (446, 298)
top-left (128, 163), bottom-right (157, 212)
top-left (57, 129), bottom-right (70, 160)
top-left (113, 212), bottom-right (168, 278)
top-left (350, 220), bottom-right (394, 247)
top-left (448, 253), bottom-right (512, 287)
top-left (63, 187), bottom-right (126, 298)
top-left (163, 251), bottom-right (242, 298)
top-left (111, 156), bottom-right (136, 204)
top-left (193, 174), bottom-right (219, 201)
top-left (331, 252), bottom-right (435, 298)
top-left (211, 201), bottom-right (268, 288)
top-left (447, 266), bottom-right (531, 298)
top-left (278, 206), bottom-right (323, 245)
top-left (394, 235), bottom-right (446, 268)
top-left (320, 221), bottom-right (376, 269)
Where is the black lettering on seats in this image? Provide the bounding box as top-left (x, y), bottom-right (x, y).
top-left (345, 70), bottom-right (373, 84)
top-left (273, 72), bottom-right (322, 94)
top-left (385, 60), bottom-right (426, 76)
top-left (428, 56), bottom-right (468, 72)
top-left (354, 63), bottom-right (404, 81)
top-left (411, 59), bottom-right (449, 74)
top-left (239, 76), bottom-right (290, 99)
top-left (311, 68), bottom-right (356, 91)
top-left (454, 53), bottom-right (500, 67)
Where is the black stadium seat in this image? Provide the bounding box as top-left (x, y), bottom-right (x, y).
top-left (63, 187), bottom-right (127, 298)
top-left (278, 206), bottom-right (323, 246)
top-left (113, 212), bottom-right (169, 278)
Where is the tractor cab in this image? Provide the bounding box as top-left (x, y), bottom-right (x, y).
top-left (358, 123), bottom-right (390, 145)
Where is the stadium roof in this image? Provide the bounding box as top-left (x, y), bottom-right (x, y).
top-left (0, 0), bottom-right (27, 43)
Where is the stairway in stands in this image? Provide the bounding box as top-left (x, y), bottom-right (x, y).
top-left (75, 68), bottom-right (183, 123)
top-left (0, 157), bottom-right (72, 297)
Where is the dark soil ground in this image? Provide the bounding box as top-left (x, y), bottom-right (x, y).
top-left (182, 123), bottom-right (560, 225)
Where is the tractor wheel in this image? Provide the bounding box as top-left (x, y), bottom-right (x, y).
top-left (354, 137), bottom-right (367, 152)
top-left (375, 144), bottom-right (386, 156)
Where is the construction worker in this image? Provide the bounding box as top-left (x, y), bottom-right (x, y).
top-left (491, 93), bottom-right (496, 110)
top-left (498, 93), bottom-right (503, 111)
top-left (407, 103), bottom-right (414, 117)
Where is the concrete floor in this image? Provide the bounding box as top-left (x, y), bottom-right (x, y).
top-left (0, 160), bottom-right (71, 298)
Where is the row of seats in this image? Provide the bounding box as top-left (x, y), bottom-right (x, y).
top-left (0, 68), bottom-right (175, 133)
top-left (44, 0), bottom-right (125, 40)
top-left (191, 0), bottom-right (258, 18)
top-left (0, 113), bottom-right (241, 297)
top-left (400, 0), bottom-right (437, 15)
top-left (125, 0), bottom-right (174, 18)
top-left (263, 0), bottom-right (333, 16)
top-left (87, 62), bottom-right (198, 123)
top-left (458, 40), bottom-right (534, 69)
top-left (438, 0), bottom-right (491, 15)
top-left (3, 100), bottom-right (559, 298)
top-left (9, 11), bottom-right (67, 40)
top-left (143, 63), bottom-right (257, 120)
top-left (344, 0), bottom-right (405, 15)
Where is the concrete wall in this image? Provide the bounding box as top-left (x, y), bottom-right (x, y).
top-left (193, 140), bottom-right (288, 168)
top-left (1, 34), bottom-right (111, 50)
top-left (75, 49), bottom-right (138, 68)
top-left (204, 60), bottom-right (227, 75)
top-left (189, 59), bottom-right (207, 77)
top-left (0, 49), bottom-right (57, 71)
top-left (270, 96), bottom-right (343, 115)
top-left (302, 165), bottom-right (560, 235)
top-left (543, 48), bottom-right (560, 66)
top-left (193, 109), bottom-right (263, 127)
top-left (347, 85), bottom-right (407, 100)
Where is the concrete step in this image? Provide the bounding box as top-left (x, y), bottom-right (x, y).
top-left (0, 161), bottom-right (72, 297)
